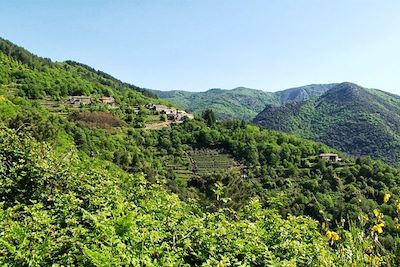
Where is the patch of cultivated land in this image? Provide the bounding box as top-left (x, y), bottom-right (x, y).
top-left (189, 148), bottom-right (240, 175)
top-left (38, 98), bottom-right (80, 116)
top-left (165, 155), bottom-right (193, 187)
top-left (165, 148), bottom-right (241, 186)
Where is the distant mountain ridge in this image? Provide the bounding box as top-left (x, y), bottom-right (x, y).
top-left (253, 82), bottom-right (400, 165)
top-left (152, 84), bottom-right (336, 120)
top-left (276, 84), bottom-right (338, 103)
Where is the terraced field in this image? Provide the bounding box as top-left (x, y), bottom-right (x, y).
top-left (165, 148), bottom-right (241, 186)
top-left (165, 155), bottom-right (192, 187)
top-left (38, 99), bottom-right (71, 115)
top-left (189, 149), bottom-right (240, 176)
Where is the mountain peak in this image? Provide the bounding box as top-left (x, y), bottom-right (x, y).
top-left (331, 82), bottom-right (363, 92)
top-left (319, 82), bottom-right (368, 104)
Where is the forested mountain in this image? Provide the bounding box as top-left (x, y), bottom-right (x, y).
top-left (1, 38), bottom-right (400, 265)
top-left (152, 84), bottom-right (335, 120)
top-left (254, 82), bottom-right (400, 165)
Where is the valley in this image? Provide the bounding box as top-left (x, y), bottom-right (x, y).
top-left (0, 37), bottom-right (400, 265)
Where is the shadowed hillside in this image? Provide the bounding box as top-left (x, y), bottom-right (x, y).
top-left (253, 82), bottom-right (400, 165)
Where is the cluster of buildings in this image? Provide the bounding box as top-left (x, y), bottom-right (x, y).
top-left (148, 104), bottom-right (194, 121)
top-left (64, 96), bottom-right (116, 106)
top-left (63, 96), bottom-right (193, 122)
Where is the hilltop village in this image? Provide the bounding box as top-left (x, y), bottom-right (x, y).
top-left (38, 94), bottom-right (194, 129)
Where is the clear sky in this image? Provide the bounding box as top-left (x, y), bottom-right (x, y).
top-left (1, 0), bottom-right (400, 94)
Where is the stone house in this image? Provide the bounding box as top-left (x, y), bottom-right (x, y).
top-left (99, 96), bottom-right (115, 105)
top-left (319, 153), bottom-right (341, 163)
top-left (148, 104), bottom-right (193, 121)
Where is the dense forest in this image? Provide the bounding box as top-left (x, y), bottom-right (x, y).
top-left (1, 37), bottom-right (400, 265)
top-left (254, 82), bottom-right (400, 166)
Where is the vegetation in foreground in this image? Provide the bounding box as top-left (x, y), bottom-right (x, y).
top-left (1, 124), bottom-right (398, 266)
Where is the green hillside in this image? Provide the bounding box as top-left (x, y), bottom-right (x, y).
top-left (253, 82), bottom-right (400, 165)
top-left (0, 37), bottom-right (159, 103)
top-left (152, 84), bottom-right (336, 121)
top-left (1, 39), bottom-right (400, 265)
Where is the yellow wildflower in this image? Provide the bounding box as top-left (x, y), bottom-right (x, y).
top-left (373, 209), bottom-right (381, 218)
top-left (326, 230), bottom-right (332, 239)
top-left (326, 230), bottom-right (340, 241)
top-left (371, 223), bottom-right (384, 234)
top-left (331, 232), bottom-right (339, 241)
top-left (397, 203), bottom-right (400, 214)
top-left (383, 193), bottom-right (391, 203)
top-left (0, 95), bottom-right (6, 102)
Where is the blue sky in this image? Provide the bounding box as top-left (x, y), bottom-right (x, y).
top-left (1, 0), bottom-right (400, 94)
